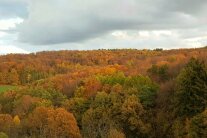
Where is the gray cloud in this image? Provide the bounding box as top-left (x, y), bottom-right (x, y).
top-left (163, 0), bottom-right (207, 14)
top-left (0, 0), bottom-right (206, 52)
top-left (0, 0), bottom-right (28, 19)
top-left (16, 0), bottom-right (207, 45)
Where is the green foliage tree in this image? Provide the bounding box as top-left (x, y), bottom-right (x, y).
top-left (147, 64), bottom-right (169, 82)
top-left (19, 68), bottom-right (31, 84)
top-left (98, 72), bottom-right (126, 86)
top-left (19, 68), bottom-right (49, 85)
top-left (28, 87), bottom-right (67, 106)
top-left (175, 58), bottom-right (207, 117)
top-left (82, 92), bottom-right (116, 138)
top-left (189, 109), bottom-right (207, 138)
top-left (125, 76), bottom-right (158, 108)
top-left (63, 97), bottom-right (90, 127)
top-left (0, 91), bottom-right (17, 114)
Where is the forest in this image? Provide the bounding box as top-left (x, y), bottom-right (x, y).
top-left (0, 48), bottom-right (206, 138)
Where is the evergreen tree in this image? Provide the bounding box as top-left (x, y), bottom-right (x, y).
top-left (175, 58), bottom-right (207, 117)
top-left (189, 109), bottom-right (207, 138)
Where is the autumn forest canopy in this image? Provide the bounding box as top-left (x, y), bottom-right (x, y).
top-left (0, 48), bottom-right (207, 138)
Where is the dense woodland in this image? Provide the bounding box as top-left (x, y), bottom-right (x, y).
top-left (0, 48), bottom-right (206, 138)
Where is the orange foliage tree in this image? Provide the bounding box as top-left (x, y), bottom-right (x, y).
top-left (25, 107), bottom-right (81, 138)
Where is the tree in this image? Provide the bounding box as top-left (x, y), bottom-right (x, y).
top-left (82, 92), bottom-right (115, 138)
top-left (0, 73), bottom-right (7, 85)
top-left (120, 95), bottom-right (150, 137)
top-left (125, 76), bottom-right (158, 108)
top-left (98, 72), bottom-right (126, 86)
top-left (19, 68), bottom-right (31, 84)
top-left (0, 114), bottom-right (13, 135)
top-left (147, 64), bottom-right (169, 82)
top-left (82, 108), bottom-right (113, 138)
top-left (81, 89), bottom-right (152, 138)
top-left (13, 115), bottom-right (20, 126)
top-left (25, 107), bottom-right (81, 138)
top-left (13, 115), bottom-right (21, 138)
top-left (111, 84), bottom-right (123, 93)
top-left (175, 58), bottom-right (207, 117)
top-left (63, 97), bottom-right (90, 127)
top-left (108, 128), bottom-right (125, 138)
top-left (7, 69), bottom-right (19, 85)
top-left (188, 109), bottom-right (207, 138)
top-left (13, 95), bottom-right (40, 116)
top-left (28, 87), bottom-right (67, 106)
top-left (83, 76), bottom-right (102, 98)
top-left (0, 91), bottom-right (17, 114)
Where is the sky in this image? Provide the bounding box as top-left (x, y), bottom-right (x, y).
top-left (0, 0), bottom-right (207, 54)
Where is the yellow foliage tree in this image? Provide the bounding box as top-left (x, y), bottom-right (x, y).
top-left (13, 115), bottom-right (20, 126)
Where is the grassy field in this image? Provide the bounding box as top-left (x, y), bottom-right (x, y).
top-left (0, 85), bottom-right (17, 93)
